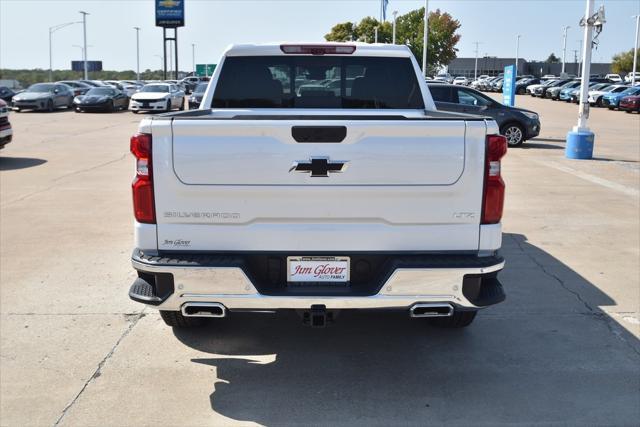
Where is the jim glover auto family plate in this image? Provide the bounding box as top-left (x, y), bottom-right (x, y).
top-left (287, 256), bottom-right (350, 283)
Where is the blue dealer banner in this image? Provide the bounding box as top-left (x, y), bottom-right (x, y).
top-left (156, 0), bottom-right (184, 28)
top-left (502, 65), bottom-right (516, 107)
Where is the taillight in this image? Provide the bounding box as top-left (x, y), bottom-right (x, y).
top-left (482, 135), bottom-right (507, 224)
top-left (280, 44), bottom-right (356, 55)
top-left (130, 133), bottom-right (155, 224)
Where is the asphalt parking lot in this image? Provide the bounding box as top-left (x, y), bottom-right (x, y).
top-left (1, 98), bottom-right (639, 426)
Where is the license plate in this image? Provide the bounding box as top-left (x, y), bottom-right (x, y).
top-left (287, 257), bottom-right (350, 283)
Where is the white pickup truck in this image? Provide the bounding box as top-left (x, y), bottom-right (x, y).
top-left (128, 43), bottom-right (507, 329)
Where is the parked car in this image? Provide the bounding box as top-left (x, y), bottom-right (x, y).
top-left (79, 80), bottom-right (109, 87)
top-left (129, 83), bottom-right (185, 113)
top-left (516, 78), bottom-right (539, 94)
top-left (103, 81), bottom-right (139, 97)
top-left (491, 78), bottom-right (504, 92)
top-left (128, 43), bottom-right (507, 329)
top-left (0, 99), bottom-right (12, 149)
top-left (569, 82), bottom-right (611, 103)
top-left (480, 77), bottom-right (500, 91)
top-left (601, 86), bottom-right (640, 110)
top-left (180, 76), bottom-right (210, 93)
top-left (469, 76), bottom-right (490, 89)
top-left (452, 76), bottom-right (469, 86)
top-left (428, 83), bottom-right (540, 147)
top-left (541, 74), bottom-right (556, 79)
top-left (548, 80), bottom-right (581, 100)
top-left (619, 95), bottom-right (640, 113)
top-left (73, 87), bottom-right (129, 112)
top-left (588, 84), bottom-right (629, 107)
top-left (433, 73), bottom-right (453, 83)
top-left (535, 79), bottom-right (571, 98)
top-left (605, 74), bottom-right (622, 83)
top-left (623, 72), bottom-right (640, 83)
top-left (56, 80), bottom-right (92, 96)
top-left (11, 83), bottom-right (73, 112)
top-left (527, 79), bottom-right (557, 96)
top-left (188, 82), bottom-right (207, 109)
top-left (0, 86), bottom-right (17, 105)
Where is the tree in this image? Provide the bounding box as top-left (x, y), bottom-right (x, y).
top-left (611, 49), bottom-right (638, 74)
top-left (546, 53), bottom-right (560, 63)
top-left (324, 7), bottom-right (461, 73)
top-left (325, 22), bottom-right (358, 42)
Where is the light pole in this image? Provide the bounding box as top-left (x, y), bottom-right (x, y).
top-left (473, 42), bottom-right (482, 80)
top-left (422, 0), bottom-right (429, 78)
top-left (79, 11), bottom-right (89, 80)
top-left (566, 0), bottom-right (605, 160)
top-left (392, 11), bottom-right (398, 44)
top-left (632, 15), bottom-right (639, 86)
top-left (577, 39), bottom-right (583, 75)
top-left (49, 21), bottom-right (80, 82)
top-left (561, 26), bottom-right (570, 75)
top-left (515, 35), bottom-right (521, 76)
top-left (191, 43), bottom-right (196, 75)
top-left (374, 26), bottom-right (378, 44)
top-left (134, 27), bottom-right (141, 81)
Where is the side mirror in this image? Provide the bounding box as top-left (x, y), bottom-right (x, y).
top-left (54, 89), bottom-right (59, 94)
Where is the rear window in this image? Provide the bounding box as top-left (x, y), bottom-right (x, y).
top-left (428, 85), bottom-right (453, 103)
top-left (212, 56), bottom-right (424, 109)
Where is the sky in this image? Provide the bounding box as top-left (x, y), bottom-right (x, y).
top-left (1, 0), bottom-right (639, 72)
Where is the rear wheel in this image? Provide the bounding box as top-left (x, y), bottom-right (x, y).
top-left (596, 98), bottom-right (603, 107)
top-left (160, 310), bottom-right (203, 328)
top-left (501, 123), bottom-right (525, 147)
top-left (429, 310), bottom-right (477, 328)
top-left (107, 101), bottom-right (114, 113)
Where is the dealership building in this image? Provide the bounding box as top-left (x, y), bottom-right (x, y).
top-left (446, 57), bottom-right (613, 78)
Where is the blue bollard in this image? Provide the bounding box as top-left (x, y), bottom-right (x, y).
top-left (565, 130), bottom-right (595, 159)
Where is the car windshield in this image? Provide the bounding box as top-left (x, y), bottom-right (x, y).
top-left (212, 56), bottom-right (424, 109)
top-left (621, 87), bottom-right (640, 95)
top-left (28, 83), bottom-right (55, 92)
top-left (194, 83), bottom-right (207, 94)
top-left (141, 85), bottom-right (169, 93)
top-left (86, 88), bottom-right (115, 96)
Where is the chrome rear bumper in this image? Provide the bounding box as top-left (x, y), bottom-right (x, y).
top-left (130, 250), bottom-right (505, 311)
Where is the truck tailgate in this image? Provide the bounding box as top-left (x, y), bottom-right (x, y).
top-left (152, 118), bottom-right (487, 252)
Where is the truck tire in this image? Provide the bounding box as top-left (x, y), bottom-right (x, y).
top-left (429, 310), bottom-right (477, 328)
top-left (160, 310), bottom-right (203, 328)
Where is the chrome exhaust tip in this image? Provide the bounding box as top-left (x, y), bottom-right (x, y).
top-left (181, 302), bottom-right (226, 318)
top-left (409, 303), bottom-right (454, 318)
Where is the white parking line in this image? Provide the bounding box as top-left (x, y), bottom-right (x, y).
top-left (531, 159), bottom-right (640, 198)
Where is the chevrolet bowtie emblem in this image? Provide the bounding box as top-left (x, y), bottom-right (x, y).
top-left (289, 157), bottom-right (349, 178)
